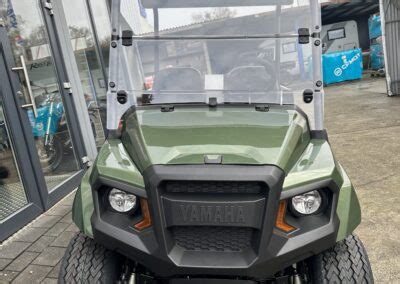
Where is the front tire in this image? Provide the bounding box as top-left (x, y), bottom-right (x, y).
top-left (309, 234), bottom-right (374, 283)
top-left (37, 138), bottom-right (63, 174)
top-left (58, 233), bottom-right (123, 283)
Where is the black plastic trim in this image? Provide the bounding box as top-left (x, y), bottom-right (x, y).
top-left (280, 179), bottom-right (335, 200)
top-left (303, 89), bottom-right (314, 104)
top-left (91, 164), bottom-right (340, 279)
top-left (122, 30), bottom-right (133, 46)
top-left (310, 130), bottom-right (329, 141)
top-left (169, 279), bottom-right (257, 284)
top-left (298, 28), bottom-right (310, 44)
top-left (97, 176), bottom-right (147, 198)
top-left (161, 105), bottom-right (175, 112)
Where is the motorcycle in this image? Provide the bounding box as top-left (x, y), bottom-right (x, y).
top-left (28, 91), bottom-right (68, 174)
top-left (28, 89), bottom-right (100, 173)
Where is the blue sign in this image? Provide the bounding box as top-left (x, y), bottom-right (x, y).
top-left (322, 48), bottom-right (363, 85)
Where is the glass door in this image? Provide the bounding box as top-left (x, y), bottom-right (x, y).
top-left (0, 0), bottom-right (87, 240)
top-left (0, 0), bottom-right (81, 191)
top-left (0, 97), bottom-right (33, 222)
top-left (0, 25), bottom-right (43, 241)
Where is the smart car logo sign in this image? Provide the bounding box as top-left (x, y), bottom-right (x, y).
top-left (323, 48), bottom-right (363, 85)
top-left (334, 53), bottom-right (361, 77)
top-left (334, 67), bottom-right (342, 77)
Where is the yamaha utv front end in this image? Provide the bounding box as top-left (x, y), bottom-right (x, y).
top-left (59, 0), bottom-right (374, 283)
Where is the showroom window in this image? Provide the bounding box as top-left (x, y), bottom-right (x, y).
top-left (89, 0), bottom-right (111, 72)
top-left (62, 0), bottom-right (108, 147)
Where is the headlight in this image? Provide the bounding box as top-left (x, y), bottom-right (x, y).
top-left (291, 190), bottom-right (322, 215)
top-left (108, 188), bottom-right (137, 213)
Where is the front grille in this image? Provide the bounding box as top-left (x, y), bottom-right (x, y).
top-left (172, 226), bottom-right (254, 252)
top-left (164, 181), bottom-right (263, 194)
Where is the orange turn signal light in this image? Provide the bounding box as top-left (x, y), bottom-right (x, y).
top-left (275, 201), bottom-right (296, 233)
top-left (134, 199), bottom-right (152, 230)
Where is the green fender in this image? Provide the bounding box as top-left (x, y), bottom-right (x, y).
top-left (72, 166), bottom-right (94, 238)
top-left (72, 140), bottom-right (145, 238)
top-left (335, 166), bottom-right (361, 241)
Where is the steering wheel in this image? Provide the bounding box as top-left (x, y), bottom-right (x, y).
top-left (226, 52), bottom-right (277, 93)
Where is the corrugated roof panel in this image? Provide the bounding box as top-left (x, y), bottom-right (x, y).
top-left (381, 0), bottom-right (400, 95)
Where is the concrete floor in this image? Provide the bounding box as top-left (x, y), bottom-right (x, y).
top-left (325, 78), bottom-right (400, 282)
top-left (0, 77), bottom-right (399, 283)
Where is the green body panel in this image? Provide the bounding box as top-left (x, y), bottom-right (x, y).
top-left (72, 106), bottom-right (361, 242)
top-left (72, 166), bottom-right (94, 238)
top-left (282, 138), bottom-right (361, 240)
top-left (95, 139), bottom-right (145, 188)
top-left (72, 139), bottom-right (145, 238)
top-left (121, 106), bottom-right (310, 173)
top-left (283, 139), bottom-right (340, 190)
top-left (335, 166), bottom-right (362, 241)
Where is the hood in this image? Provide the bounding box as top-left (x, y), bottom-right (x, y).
top-left (121, 105), bottom-right (310, 173)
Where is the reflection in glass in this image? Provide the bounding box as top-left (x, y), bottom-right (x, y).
top-left (0, 0), bottom-right (80, 191)
top-left (62, 0), bottom-right (107, 147)
top-left (0, 98), bottom-right (28, 221)
top-left (89, 0), bottom-right (111, 71)
top-left (121, 0), bottom-right (312, 36)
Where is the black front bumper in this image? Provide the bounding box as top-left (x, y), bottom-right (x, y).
top-left (91, 165), bottom-right (339, 279)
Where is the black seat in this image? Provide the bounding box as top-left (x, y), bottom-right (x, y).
top-left (225, 66), bottom-right (292, 103)
top-left (225, 66), bottom-right (271, 92)
top-left (153, 67), bottom-right (203, 91)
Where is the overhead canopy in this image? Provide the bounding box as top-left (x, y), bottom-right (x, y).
top-left (321, 0), bottom-right (379, 24)
top-left (141, 0), bottom-right (293, 9)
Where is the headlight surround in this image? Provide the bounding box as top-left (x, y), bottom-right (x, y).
top-left (108, 188), bottom-right (137, 213)
top-left (291, 190), bottom-right (322, 216)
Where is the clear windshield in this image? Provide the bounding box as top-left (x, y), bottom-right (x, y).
top-left (108, 0), bottom-right (322, 129)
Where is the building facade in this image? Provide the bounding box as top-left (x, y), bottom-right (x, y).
top-left (0, 0), bottom-right (115, 241)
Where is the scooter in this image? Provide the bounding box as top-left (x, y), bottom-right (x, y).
top-left (28, 91), bottom-right (67, 174)
top-left (28, 89), bottom-right (100, 173)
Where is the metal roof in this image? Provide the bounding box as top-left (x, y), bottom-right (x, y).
top-left (321, 0), bottom-right (379, 24)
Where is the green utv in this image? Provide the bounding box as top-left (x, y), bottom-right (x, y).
top-left (59, 0), bottom-right (374, 283)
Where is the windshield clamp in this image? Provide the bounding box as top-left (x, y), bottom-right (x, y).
top-left (117, 90), bottom-right (128, 104)
top-left (44, 1), bottom-right (54, 16)
top-left (208, 97), bottom-right (218, 107)
top-left (122, 30), bottom-right (133, 46)
top-left (63, 82), bottom-right (72, 94)
top-left (303, 89), bottom-right (314, 104)
top-left (298, 28), bottom-right (310, 44)
top-left (255, 105), bottom-right (270, 112)
top-left (161, 105), bottom-right (174, 113)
